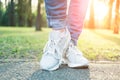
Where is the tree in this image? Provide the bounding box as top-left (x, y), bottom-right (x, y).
top-left (17, 0), bottom-right (27, 26)
top-left (114, 0), bottom-right (119, 34)
top-left (17, 0), bottom-right (33, 27)
top-left (27, 0), bottom-right (32, 27)
top-left (5, 0), bottom-right (8, 8)
top-left (106, 0), bottom-right (114, 29)
top-left (0, 0), bottom-right (3, 25)
top-left (8, 0), bottom-right (15, 26)
top-left (35, 0), bottom-right (43, 31)
top-left (1, 0), bottom-right (16, 26)
top-left (88, 0), bottom-right (95, 29)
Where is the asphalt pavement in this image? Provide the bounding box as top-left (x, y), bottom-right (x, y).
top-left (0, 60), bottom-right (120, 80)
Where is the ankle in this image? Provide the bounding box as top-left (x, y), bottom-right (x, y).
top-left (71, 39), bottom-right (77, 46)
top-left (52, 28), bottom-right (66, 33)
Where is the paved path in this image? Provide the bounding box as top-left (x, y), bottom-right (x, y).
top-left (0, 61), bottom-right (120, 80)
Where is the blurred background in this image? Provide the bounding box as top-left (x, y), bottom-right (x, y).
top-left (0, 0), bottom-right (120, 34)
top-left (0, 0), bottom-right (119, 33)
top-left (0, 0), bottom-right (47, 31)
top-left (0, 0), bottom-right (120, 61)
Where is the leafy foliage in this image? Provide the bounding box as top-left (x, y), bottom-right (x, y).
top-left (0, 1), bottom-right (3, 25)
top-left (0, 0), bottom-right (46, 27)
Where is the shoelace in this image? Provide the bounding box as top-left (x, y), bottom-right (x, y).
top-left (67, 42), bottom-right (83, 57)
top-left (43, 39), bottom-right (61, 59)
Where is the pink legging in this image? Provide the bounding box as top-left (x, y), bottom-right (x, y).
top-left (44, 0), bottom-right (89, 45)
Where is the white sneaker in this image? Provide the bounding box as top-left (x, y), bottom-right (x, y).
top-left (66, 41), bottom-right (89, 68)
top-left (40, 29), bottom-right (71, 71)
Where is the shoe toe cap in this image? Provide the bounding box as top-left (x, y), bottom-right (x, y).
top-left (40, 56), bottom-right (59, 70)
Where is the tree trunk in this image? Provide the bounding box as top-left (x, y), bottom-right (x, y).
top-left (9, 0), bottom-right (15, 26)
top-left (106, 0), bottom-right (114, 29)
top-left (5, 0), bottom-right (7, 8)
top-left (114, 0), bottom-right (119, 34)
top-left (0, 0), bottom-right (2, 25)
top-left (17, 0), bottom-right (26, 26)
top-left (27, 0), bottom-right (32, 27)
top-left (35, 0), bottom-right (42, 31)
top-left (89, 0), bottom-right (95, 29)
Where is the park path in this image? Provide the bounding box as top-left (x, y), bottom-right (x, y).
top-left (0, 60), bottom-right (120, 80)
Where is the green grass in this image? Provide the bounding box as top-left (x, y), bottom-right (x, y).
top-left (78, 29), bottom-right (120, 61)
top-left (0, 27), bottom-right (120, 61)
top-left (0, 27), bottom-right (50, 60)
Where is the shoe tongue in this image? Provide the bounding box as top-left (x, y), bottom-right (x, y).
top-left (70, 40), bottom-right (75, 46)
top-left (49, 30), bottom-right (65, 40)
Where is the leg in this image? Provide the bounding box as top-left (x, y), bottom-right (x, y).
top-left (68, 0), bottom-right (89, 45)
top-left (40, 0), bottom-right (71, 71)
top-left (66, 0), bottom-right (89, 68)
top-left (45, 0), bottom-right (67, 29)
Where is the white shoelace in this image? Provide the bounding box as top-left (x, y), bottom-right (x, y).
top-left (43, 39), bottom-right (62, 59)
top-left (67, 42), bottom-right (83, 57)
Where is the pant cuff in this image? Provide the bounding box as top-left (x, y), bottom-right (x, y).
top-left (47, 19), bottom-right (67, 30)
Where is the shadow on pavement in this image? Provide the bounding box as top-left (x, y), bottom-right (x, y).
top-left (28, 65), bottom-right (90, 80)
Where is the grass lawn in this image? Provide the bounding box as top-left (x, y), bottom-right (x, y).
top-left (0, 27), bottom-right (120, 61)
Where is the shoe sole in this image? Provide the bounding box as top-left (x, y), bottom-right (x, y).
top-left (68, 62), bottom-right (89, 69)
top-left (70, 65), bottom-right (89, 69)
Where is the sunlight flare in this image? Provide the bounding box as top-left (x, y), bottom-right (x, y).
top-left (94, 1), bottom-right (108, 21)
